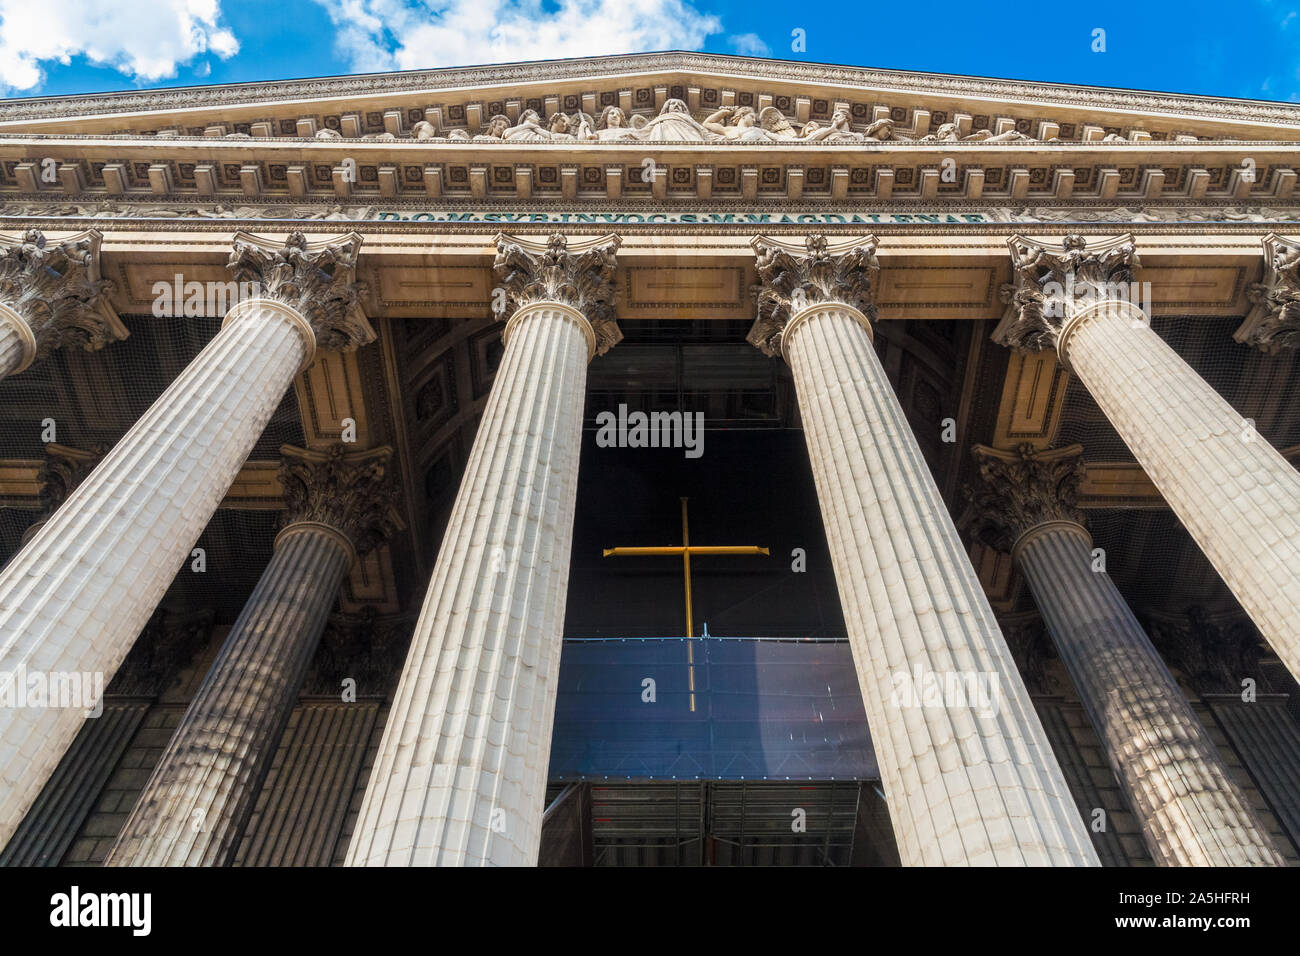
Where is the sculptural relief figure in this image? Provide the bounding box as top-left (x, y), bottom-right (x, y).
top-left (633, 98), bottom-right (713, 142)
top-left (503, 109), bottom-right (549, 142)
top-left (547, 112), bottom-right (577, 141)
top-left (412, 120), bottom-right (439, 140)
top-left (758, 106), bottom-right (805, 141)
top-left (473, 114), bottom-right (510, 141)
top-left (314, 128), bottom-right (342, 141)
top-left (594, 105), bottom-right (636, 141)
top-left (920, 122), bottom-right (1035, 143)
top-left (703, 105), bottom-right (768, 141)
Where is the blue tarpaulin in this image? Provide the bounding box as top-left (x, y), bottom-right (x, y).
top-left (547, 638), bottom-right (877, 780)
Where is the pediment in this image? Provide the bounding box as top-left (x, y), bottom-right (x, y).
top-left (2, 51), bottom-right (1297, 144)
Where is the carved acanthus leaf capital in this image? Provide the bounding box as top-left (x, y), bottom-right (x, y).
top-left (493, 232), bottom-right (622, 356)
top-left (997, 612), bottom-right (1061, 696)
top-left (1236, 233), bottom-right (1300, 353)
top-left (993, 233), bottom-right (1139, 352)
top-left (967, 443), bottom-right (1087, 549)
top-left (227, 230), bottom-right (374, 351)
top-left (747, 233), bottom-right (880, 358)
top-left (37, 442), bottom-right (108, 513)
top-left (1147, 608), bottom-right (1267, 695)
top-left (0, 229), bottom-right (125, 361)
top-left (279, 444), bottom-right (402, 555)
top-left (108, 607), bottom-right (215, 697)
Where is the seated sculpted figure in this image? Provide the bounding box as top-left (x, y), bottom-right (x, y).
top-left (595, 106), bottom-right (637, 141)
top-left (473, 114), bottom-right (510, 141)
top-left (503, 109), bottom-right (550, 142)
top-left (920, 122), bottom-right (1034, 142)
top-left (702, 105), bottom-right (769, 141)
top-left (547, 112), bottom-right (577, 141)
top-left (633, 98), bottom-right (714, 142)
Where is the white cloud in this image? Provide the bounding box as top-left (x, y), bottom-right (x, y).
top-left (313, 0), bottom-right (723, 72)
top-left (728, 32), bottom-right (768, 57)
top-left (0, 0), bottom-right (238, 91)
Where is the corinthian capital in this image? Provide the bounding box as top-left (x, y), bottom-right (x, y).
top-left (493, 232), bottom-right (622, 356)
top-left (746, 233), bottom-right (879, 357)
top-left (37, 442), bottom-right (107, 513)
top-left (278, 444), bottom-right (402, 556)
top-left (993, 233), bottom-right (1139, 352)
top-left (227, 230), bottom-right (374, 351)
top-left (967, 443), bottom-right (1087, 549)
top-left (1236, 233), bottom-right (1300, 353)
top-left (0, 229), bottom-right (124, 367)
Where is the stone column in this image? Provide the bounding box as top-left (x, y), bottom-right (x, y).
top-left (996, 233), bottom-right (1300, 684)
top-left (747, 234), bottom-right (1097, 866)
top-left (105, 444), bottom-right (397, 867)
top-left (970, 443), bottom-right (1283, 866)
top-left (0, 231), bottom-right (373, 851)
top-left (0, 229), bottom-right (124, 380)
top-left (346, 233), bottom-right (620, 867)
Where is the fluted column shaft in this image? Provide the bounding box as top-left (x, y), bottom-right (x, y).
top-left (105, 523), bottom-right (353, 866)
top-left (1061, 300), bottom-right (1300, 680)
top-left (0, 299), bottom-right (310, 849)
top-left (0, 304), bottom-right (33, 379)
top-left (1015, 520), bottom-right (1283, 866)
top-left (785, 304), bottom-right (1096, 866)
top-left (347, 303), bottom-right (591, 866)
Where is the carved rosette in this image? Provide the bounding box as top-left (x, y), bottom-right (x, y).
top-left (492, 232), bottom-right (622, 355)
top-left (747, 233), bottom-right (880, 358)
top-left (227, 230), bottom-right (374, 351)
top-left (1237, 233), bottom-right (1300, 353)
top-left (994, 233), bottom-right (1140, 352)
top-left (278, 444), bottom-right (400, 556)
top-left (967, 443), bottom-right (1088, 549)
top-left (0, 229), bottom-right (124, 361)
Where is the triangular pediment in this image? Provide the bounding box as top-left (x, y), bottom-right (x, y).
top-left (2, 51), bottom-right (1297, 143)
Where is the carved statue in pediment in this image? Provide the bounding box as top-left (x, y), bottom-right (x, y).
top-left (314, 128), bottom-right (342, 141)
top-left (595, 105), bottom-right (636, 141)
top-left (412, 120), bottom-right (439, 140)
top-left (634, 98), bottom-right (713, 142)
top-left (473, 114), bottom-right (510, 141)
top-left (758, 106), bottom-right (804, 140)
top-left (703, 105), bottom-right (765, 141)
top-left (546, 111), bottom-right (578, 140)
top-left (503, 108), bottom-right (549, 142)
top-left (918, 122), bottom-right (1034, 143)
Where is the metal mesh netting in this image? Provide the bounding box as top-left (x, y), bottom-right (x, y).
top-left (0, 313), bottom-right (304, 619)
top-left (1057, 314), bottom-right (1300, 461)
top-left (0, 314), bottom-right (303, 459)
top-left (1052, 314), bottom-right (1300, 619)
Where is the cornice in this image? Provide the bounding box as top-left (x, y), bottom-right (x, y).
top-left (1, 51), bottom-right (1297, 129)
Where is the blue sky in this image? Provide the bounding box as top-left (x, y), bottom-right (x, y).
top-left (1, 0), bottom-right (1297, 103)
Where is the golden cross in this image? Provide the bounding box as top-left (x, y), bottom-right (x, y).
top-left (603, 497), bottom-right (769, 711)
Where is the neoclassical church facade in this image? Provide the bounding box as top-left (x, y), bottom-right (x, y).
top-left (0, 52), bottom-right (1298, 866)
